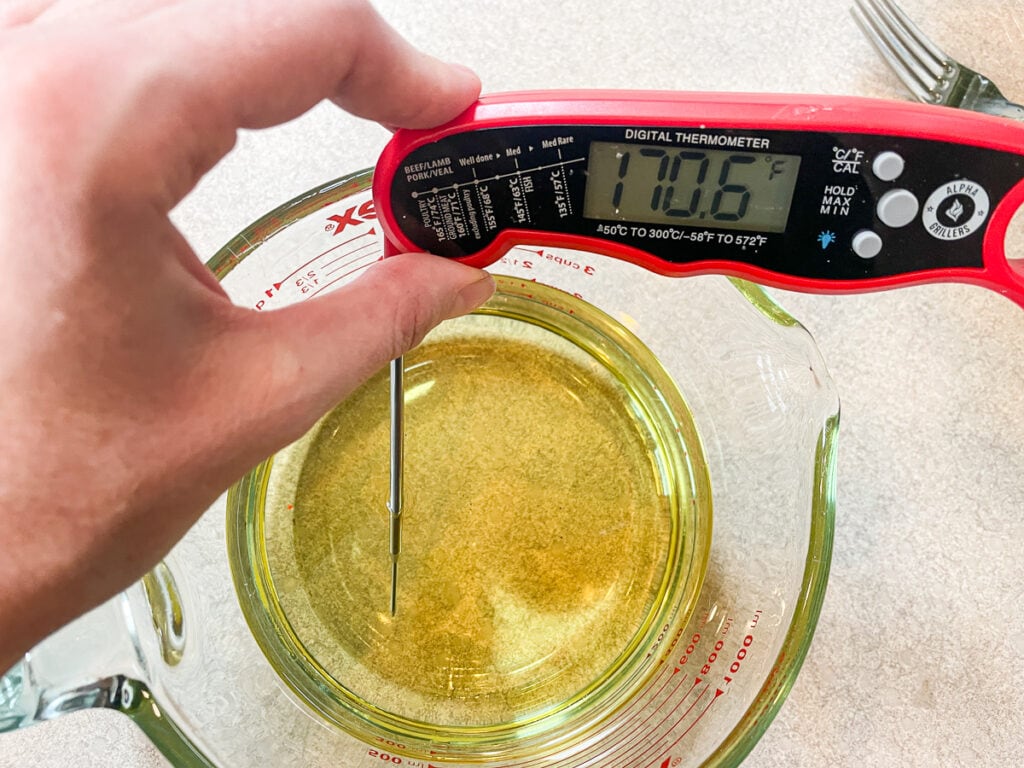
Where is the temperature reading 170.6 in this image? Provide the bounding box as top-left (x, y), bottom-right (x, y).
top-left (583, 140), bottom-right (802, 233)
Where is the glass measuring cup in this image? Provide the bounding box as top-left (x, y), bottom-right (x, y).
top-left (0, 169), bottom-right (838, 767)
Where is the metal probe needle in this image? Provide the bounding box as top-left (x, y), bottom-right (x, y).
top-left (387, 355), bottom-right (404, 616)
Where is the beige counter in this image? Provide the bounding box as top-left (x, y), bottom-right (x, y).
top-left (3, 0), bottom-right (1023, 765)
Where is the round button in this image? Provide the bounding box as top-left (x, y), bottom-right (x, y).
top-left (876, 188), bottom-right (920, 228)
top-left (922, 179), bottom-right (990, 240)
top-left (852, 229), bottom-right (883, 259)
top-left (872, 151), bottom-right (905, 181)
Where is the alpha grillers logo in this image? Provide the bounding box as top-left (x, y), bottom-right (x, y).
top-left (326, 200), bottom-right (376, 235)
top-left (922, 178), bottom-right (989, 242)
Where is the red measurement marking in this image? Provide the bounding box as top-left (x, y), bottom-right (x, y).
top-left (509, 626), bottom-right (708, 768)
top-left (643, 689), bottom-right (725, 768)
top-left (323, 246), bottom-right (379, 277)
top-left (610, 684), bottom-right (708, 768)
top-left (509, 655), bottom-right (687, 768)
top-left (606, 683), bottom-right (709, 768)
top-left (307, 255), bottom-right (385, 300)
top-left (276, 229), bottom-right (377, 288)
top-left (593, 673), bottom-right (693, 768)
top-left (544, 631), bottom-right (704, 768)
top-left (651, 667), bottom-right (685, 705)
top-left (508, 245), bottom-right (597, 276)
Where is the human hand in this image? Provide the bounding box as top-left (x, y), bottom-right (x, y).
top-left (0, 0), bottom-right (492, 672)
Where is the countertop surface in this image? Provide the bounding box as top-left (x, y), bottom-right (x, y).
top-left (4, 0), bottom-right (1024, 766)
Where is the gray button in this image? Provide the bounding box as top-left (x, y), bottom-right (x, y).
top-left (852, 229), bottom-right (883, 259)
top-left (872, 151), bottom-right (905, 181)
top-left (876, 188), bottom-right (919, 228)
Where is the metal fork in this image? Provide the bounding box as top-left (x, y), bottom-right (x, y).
top-left (851, 0), bottom-right (1024, 122)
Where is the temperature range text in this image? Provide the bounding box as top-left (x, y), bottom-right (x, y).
top-left (595, 223), bottom-right (768, 248)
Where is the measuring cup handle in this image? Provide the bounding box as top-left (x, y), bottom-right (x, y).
top-left (0, 565), bottom-right (217, 768)
top-left (1, 591), bottom-right (134, 732)
top-left (1, 664), bottom-right (214, 767)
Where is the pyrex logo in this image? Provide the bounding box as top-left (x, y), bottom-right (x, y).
top-left (326, 200), bottom-right (376, 234)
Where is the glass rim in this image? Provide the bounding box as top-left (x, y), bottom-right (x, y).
top-left (227, 275), bottom-right (714, 757)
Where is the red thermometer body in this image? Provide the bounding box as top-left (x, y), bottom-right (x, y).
top-left (373, 91), bottom-right (1024, 308)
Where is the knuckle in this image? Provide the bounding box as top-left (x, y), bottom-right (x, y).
top-left (2, 38), bottom-right (92, 125)
top-left (0, 33), bottom-right (113, 182)
top-left (386, 287), bottom-right (435, 359)
top-left (365, 259), bottom-right (441, 360)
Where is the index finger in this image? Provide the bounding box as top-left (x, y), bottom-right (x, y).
top-left (160, 0), bottom-right (480, 129)
top-left (98, 0), bottom-right (480, 208)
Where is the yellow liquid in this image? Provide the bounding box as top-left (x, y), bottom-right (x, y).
top-left (263, 304), bottom-right (699, 731)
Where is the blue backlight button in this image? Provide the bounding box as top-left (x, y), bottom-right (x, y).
top-left (852, 229), bottom-right (883, 259)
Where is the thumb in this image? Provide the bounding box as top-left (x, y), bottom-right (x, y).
top-left (222, 253), bottom-right (494, 455)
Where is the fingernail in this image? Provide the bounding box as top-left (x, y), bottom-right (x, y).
top-left (449, 273), bottom-right (495, 319)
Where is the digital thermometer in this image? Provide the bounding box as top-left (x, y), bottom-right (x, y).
top-left (373, 91), bottom-right (1024, 307)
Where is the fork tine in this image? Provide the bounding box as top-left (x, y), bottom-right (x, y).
top-left (854, 0), bottom-right (1024, 121)
top-left (871, 0), bottom-right (949, 81)
top-left (874, 0), bottom-right (951, 77)
top-left (852, 1), bottom-right (935, 102)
